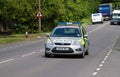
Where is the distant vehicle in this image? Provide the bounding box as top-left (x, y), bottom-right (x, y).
top-left (45, 22), bottom-right (90, 58)
top-left (110, 10), bottom-right (120, 25)
top-left (98, 3), bottom-right (112, 20)
top-left (91, 13), bottom-right (103, 24)
top-left (110, 18), bottom-right (120, 25)
top-left (112, 10), bottom-right (120, 19)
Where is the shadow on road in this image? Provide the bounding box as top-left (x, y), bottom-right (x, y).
top-left (42, 55), bottom-right (86, 59)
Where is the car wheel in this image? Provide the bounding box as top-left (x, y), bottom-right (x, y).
top-left (85, 49), bottom-right (89, 55)
top-left (45, 53), bottom-right (51, 58)
top-left (80, 51), bottom-right (85, 58)
top-left (101, 21), bottom-right (103, 24)
top-left (110, 22), bottom-right (113, 25)
top-left (92, 22), bottom-right (95, 24)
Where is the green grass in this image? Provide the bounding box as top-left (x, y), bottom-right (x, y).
top-left (0, 33), bottom-right (46, 45)
top-left (0, 37), bottom-right (24, 44)
top-left (81, 16), bottom-right (91, 26)
top-left (0, 18), bottom-right (91, 45)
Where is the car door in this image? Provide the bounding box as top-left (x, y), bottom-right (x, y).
top-left (82, 26), bottom-right (89, 51)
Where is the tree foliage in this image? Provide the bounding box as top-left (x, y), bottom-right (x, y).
top-left (0, 0), bottom-right (112, 33)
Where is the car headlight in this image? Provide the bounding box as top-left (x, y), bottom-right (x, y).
top-left (73, 39), bottom-right (82, 45)
top-left (46, 38), bottom-right (53, 45)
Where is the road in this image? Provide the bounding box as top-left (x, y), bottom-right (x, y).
top-left (0, 21), bottom-right (120, 77)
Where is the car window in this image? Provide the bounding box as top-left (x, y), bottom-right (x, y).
top-left (93, 13), bottom-right (100, 16)
top-left (51, 28), bottom-right (82, 37)
top-left (112, 18), bottom-right (120, 20)
top-left (113, 14), bottom-right (120, 16)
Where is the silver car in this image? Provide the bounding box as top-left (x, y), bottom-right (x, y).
top-left (45, 22), bottom-right (89, 58)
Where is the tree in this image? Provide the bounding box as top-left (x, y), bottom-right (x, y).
top-left (0, 0), bottom-right (107, 33)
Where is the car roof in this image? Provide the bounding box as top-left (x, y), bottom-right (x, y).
top-left (92, 13), bottom-right (102, 16)
top-left (56, 22), bottom-right (82, 29)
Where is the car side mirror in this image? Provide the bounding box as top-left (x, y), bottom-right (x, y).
top-left (46, 33), bottom-right (50, 37)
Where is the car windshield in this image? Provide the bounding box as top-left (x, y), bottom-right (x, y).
top-left (113, 14), bottom-right (120, 16)
top-left (112, 18), bottom-right (120, 20)
top-left (93, 13), bottom-right (100, 16)
top-left (51, 27), bottom-right (81, 37)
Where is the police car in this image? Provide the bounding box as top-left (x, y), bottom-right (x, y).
top-left (45, 22), bottom-right (90, 58)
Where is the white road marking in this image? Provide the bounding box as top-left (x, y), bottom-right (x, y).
top-left (104, 57), bottom-right (107, 61)
top-left (22, 52), bottom-right (36, 57)
top-left (0, 59), bottom-right (14, 64)
top-left (109, 49), bottom-right (112, 51)
top-left (112, 41), bottom-right (117, 47)
top-left (109, 49), bottom-right (112, 54)
top-left (0, 49), bottom-right (44, 65)
top-left (89, 22), bottom-right (108, 33)
top-left (106, 53), bottom-right (110, 56)
top-left (105, 55), bottom-right (108, 58)
top-left (99, 64), bottom-right (103, 67)
top-left (101, 61), bottom-right (105, 64)
top-left (92, 49), bottom-right (113, 76)
top-left (106, 49), bottom-right (112, 56)
top-left (111, 31), bottom-right (120, 47)
top-left (96, 68), bottom-right (101, 71)
top-left (21, 49), bottom-right (44, 58)
top-left (89, 26), bottom-right (103, 33)
top-left (93, 72), bottom-right (98, 76)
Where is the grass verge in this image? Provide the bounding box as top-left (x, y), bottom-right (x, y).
top-left (0, 33), bottom-right (46, 45)
top-left (81, 16), bottom-right (91, 26)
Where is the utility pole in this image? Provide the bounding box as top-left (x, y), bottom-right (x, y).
top-left (38, 0), bottom-right (41, 33)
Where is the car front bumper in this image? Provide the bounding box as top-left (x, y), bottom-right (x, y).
top-left (45, 44), bottom-right (84, 55)
top-left (111, 21), bottom-right (120, 25)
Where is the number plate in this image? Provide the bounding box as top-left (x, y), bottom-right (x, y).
top-left (56, 47), bottom-right (69, 50)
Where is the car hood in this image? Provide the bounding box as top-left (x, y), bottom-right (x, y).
top-left (50, 37), bottom-right (82, 43)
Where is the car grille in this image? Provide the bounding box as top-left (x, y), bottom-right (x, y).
top-left (55, 43), bottom-right (71, 45)
top-left (52, 47), bottom-right (74, 53)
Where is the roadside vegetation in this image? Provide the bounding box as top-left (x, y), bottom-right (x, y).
top-left (0, 34), bottom-right (34, 44)
top-left (0, 0), bottom-right (118, 44)
top-left (0, 0), bottom-right (102, 33)
top-left (0, 33), bottom-right (46, 45)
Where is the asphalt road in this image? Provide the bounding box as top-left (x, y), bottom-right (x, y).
top-left (0, 21), bottom-right (120, 77)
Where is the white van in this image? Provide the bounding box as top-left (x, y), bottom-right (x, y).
top-left (91, 13), bottom-right (103, 24)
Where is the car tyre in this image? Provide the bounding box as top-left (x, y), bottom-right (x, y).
top-left (85, 49), bottom-right (89, 55)
top-left (45, 53), bottom-right (51, 58)
top-left (92, 22), bottom-right (95, 24)
top-left (101, 21), bottom-right (104, 24)
top-left (80, 51), bottom-right (85, 58)
top-left (110, 22), bottom-right (113, 25)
